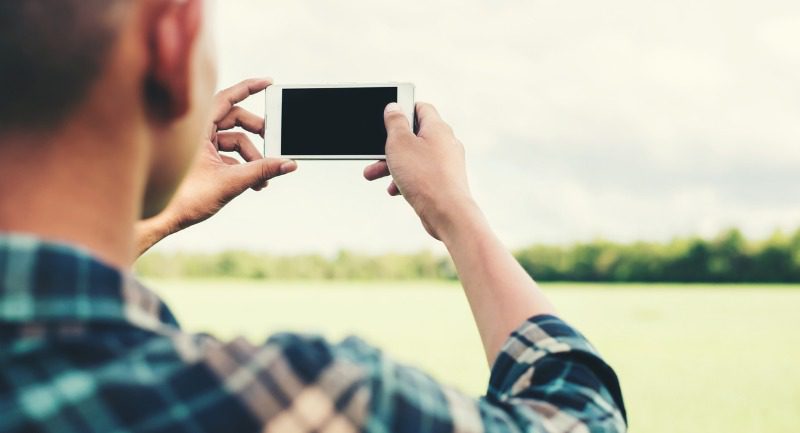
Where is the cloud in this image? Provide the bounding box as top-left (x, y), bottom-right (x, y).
top-left (153, 0), bottom-right (800, 254)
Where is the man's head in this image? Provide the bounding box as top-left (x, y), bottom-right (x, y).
top-left (0, 0), bottom-right (217, 217)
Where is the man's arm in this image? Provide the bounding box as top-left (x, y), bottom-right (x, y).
top-left (364, 102), bottom-right (556, 365)
top-left (128, 98), bottom-right (625, 432)
top-left (438, 201), bottom-right (559, 364)
top-left (356, 102), bottom-right (626, 430)
top-left (134, 78), bottom-right (297, 258)
top-left (135, 213), bottom-right (175, 257)
top-left (185, 313), bottom-right (626, 433)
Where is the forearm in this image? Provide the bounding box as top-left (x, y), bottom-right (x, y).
top-left (438, 200), bottom-right (557, 365)
top-left (133, 214), bottom-right (177, 258)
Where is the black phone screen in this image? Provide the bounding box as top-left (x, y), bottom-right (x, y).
top-left (281, 87), bottom-right (398, 156)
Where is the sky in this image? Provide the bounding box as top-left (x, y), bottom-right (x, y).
top-left (154, 0), bottom-right (800, 255)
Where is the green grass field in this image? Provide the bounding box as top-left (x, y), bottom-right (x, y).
top-left (148, 280), bottom-right (800, 433)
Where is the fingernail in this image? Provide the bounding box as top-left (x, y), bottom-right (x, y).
top-left (280, 160), bottom-right (297, 174)
top-left (385, 102), bottom-right (402, 114)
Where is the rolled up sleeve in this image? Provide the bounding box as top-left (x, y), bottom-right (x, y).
top-left (198, 316), bottom-right (626, 433)
top-left (484, 314), bottom-right (627, 432)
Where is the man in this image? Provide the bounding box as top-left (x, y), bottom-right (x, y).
top-left (0, 1), bottom-right (626, 432)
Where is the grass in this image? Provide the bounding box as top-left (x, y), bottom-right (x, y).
top-left (148, 280), bottom-right (800, 433)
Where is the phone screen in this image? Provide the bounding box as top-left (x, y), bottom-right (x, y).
top-left (281, 87), bottom-right (398, 156)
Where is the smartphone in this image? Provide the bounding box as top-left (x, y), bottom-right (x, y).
top-left (264, 83), bottom-right (415, 160)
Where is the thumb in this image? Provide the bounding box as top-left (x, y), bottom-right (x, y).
top-left (384, 103), bottom-right (413, 138)
top-left (231, 158), bottom-right (298, 191)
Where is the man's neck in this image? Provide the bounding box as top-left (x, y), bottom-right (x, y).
top-left (0, 126), bottom-right (148, 270)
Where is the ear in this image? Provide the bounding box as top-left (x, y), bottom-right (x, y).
top-left (145, 0), bottom-right (204, 121)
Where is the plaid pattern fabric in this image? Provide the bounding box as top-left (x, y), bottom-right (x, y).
top-left (0, 234), bottom-right (627, 433)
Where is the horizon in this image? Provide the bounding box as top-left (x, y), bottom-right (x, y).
top-left (147, 224), bottom-right (799, 256)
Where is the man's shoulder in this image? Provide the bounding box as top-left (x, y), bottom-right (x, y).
top-left (134, 328), bottom-right (373, 433)
top-left (1, 325), bottom-right (367, 433)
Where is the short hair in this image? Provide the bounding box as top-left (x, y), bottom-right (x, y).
top-left (0, 0), bottom-right (128, 131)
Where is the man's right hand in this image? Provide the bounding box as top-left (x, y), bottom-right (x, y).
top-left (363, 102), bottom-right (477, 240)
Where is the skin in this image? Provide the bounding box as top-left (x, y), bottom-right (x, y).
top-left (0, 0), bottom-right (555, 365)
top-left (365, 104), bottom-right (557, 364)
top-left (135, 78), bottom-right (297, 256)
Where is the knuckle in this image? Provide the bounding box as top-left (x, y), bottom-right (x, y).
top-left (215, 86), bottom-right (230, 100)
top-left (245, 77), bottom-right (268, 88)
top-left (429, 118), bottom-right (452, 134)
top-left (386, 131), bottom-right (412, 146)
top-left (386, 115), bottom-right (411, 134)
top-left (259, 162), bottom-right (276, 182)
top-left (418, 102), bottom-right (436, 115)
top-left (386, 111), bottom-right (407, 122)
top-left (221, 86), bottom-right (238, 101)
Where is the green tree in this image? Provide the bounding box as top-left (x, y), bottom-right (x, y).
top-left (707, 229), bottom-right (751, 282)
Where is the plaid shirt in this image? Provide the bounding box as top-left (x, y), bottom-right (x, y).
top-left (0, 234), bottom-right (626, 433)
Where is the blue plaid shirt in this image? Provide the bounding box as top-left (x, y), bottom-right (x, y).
top-left (0, 234), bottom-right (626, 433)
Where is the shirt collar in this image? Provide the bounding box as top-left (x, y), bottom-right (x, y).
top-left (0, 233), bottom-right (179, 330)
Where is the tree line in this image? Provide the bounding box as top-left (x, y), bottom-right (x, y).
top-left (136, 227), bottom-right (800, 283)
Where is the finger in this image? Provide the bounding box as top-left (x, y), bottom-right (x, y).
top-left (231, 158), bottom-right (298, 191)
top-left (253, 180), bottom-right (269, 192)
top-left (415, 102), bottom-right (443, 126)
top-left (217, 131), bottom-right (263, 162)
top-left (415, 102), bottom-right (450, 136)
top-left (217, 107), bottom-right (265, 137)
top-left (384, 103), bottom-right (414, 137)
top-left (220, 155), bottom-right (241, 165)
top-left (387, 181), bottom-right (401, 196)
top-left (363, 160), bottom-right (390, 181)
top-left (213, 78), bottom-right (273, 121)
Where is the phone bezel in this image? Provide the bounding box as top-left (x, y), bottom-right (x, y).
top-left (264, 82), bottom-right (415, 160)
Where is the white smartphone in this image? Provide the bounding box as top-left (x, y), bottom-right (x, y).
top-left (264, 83), bottom-right (415, 160)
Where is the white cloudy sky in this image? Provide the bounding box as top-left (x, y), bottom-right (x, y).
top-left (154, 0), bottom-right (800, 255)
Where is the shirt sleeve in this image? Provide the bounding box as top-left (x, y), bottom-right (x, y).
top-left (198, 315), bottom-right (627, 433)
